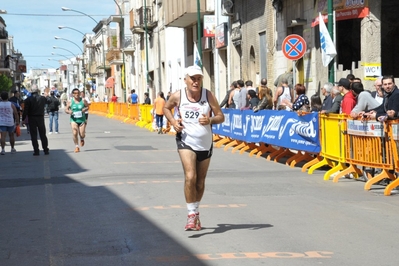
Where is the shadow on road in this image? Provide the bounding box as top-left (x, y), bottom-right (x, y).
top-left (0, 148), bottom-right (207, 265)
top-left (189, 223), bottom-right (273, 238)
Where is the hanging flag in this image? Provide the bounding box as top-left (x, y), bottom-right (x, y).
top-left (319, 12), bottom-right (337, 67)
top-left (194, 42), bottom-right (202, 68)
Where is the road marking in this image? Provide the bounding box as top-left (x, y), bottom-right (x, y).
top-left (114, 161), bottom-right (181, 164)
top-left (102, 180), bottom-right (183, 186)
top-left (130, 204), bottom-right (247, 211)
top-left (154, 251), bottom-right (333, 262)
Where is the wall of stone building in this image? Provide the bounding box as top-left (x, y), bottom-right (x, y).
top-left (230, 0), bottom-right (268, 85)
top-left (273, 0), bottom-right (382, 99)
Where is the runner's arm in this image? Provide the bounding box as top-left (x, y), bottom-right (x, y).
top-left (207, 90), bottom-right (224, 125)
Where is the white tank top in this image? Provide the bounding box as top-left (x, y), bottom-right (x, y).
top-left (179, 87), bottom-right (212, 151)
top-left (0, 101), bottom-right (14, 127)
top-left (277, 86), bottom-right (292, 110)
top-left (232, 89), bottom-right (241, 109)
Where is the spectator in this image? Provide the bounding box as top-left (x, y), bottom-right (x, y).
top-left (237, 80), bottom-right (248, 109)
top-left (22, 85), bottom-right (50, 156)
top-left (220, 81), bottom-right (236, 108)
top-left (246, 90), bottom-right (259, 110)
top-left (366, 75), bottom-right (399, 122)
top-left (9, 90), bottom-right (21, 123)
top-left (258, 78), bottom-right (272, 99)
top-left (350, 82), bottom-right (381, 118)
top-left (0, 91), bottom-right (19, 155)
top-left (321, 86), bottom-right (343, 114)
top-left (282, 84), bottom-right (310, 111)
top-left (47, 91), bottom-right (60, 134)
top-left (143, 92), bottom-right (151, 104)
top-left (371, 77), bottom-right (384, 105)
top-left (111, 94), bottom-right (118, 103)
top-left (273, 78), bottom-right (293, 110)
top-left (129, 89), bottom-right (139, 104)
top-left (245, 80), bottom-right (256, 93)
top-left (253, 85), bottom-right (273, 112)
top-left (228, 81), bottom-right (241, 109)
top-left (321, 82), bottom-right (333, 111)
top-left (338, 78), bottom-right (356, 114)
top-left (154, 92), bottom-right (166, 134)
top-left (310, 94), bottom-right (322, 112)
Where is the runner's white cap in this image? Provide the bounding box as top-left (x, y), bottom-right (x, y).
top-left (185, 65), bottom-right (203, 77)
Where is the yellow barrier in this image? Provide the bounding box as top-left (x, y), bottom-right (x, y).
top-left (306, 114), bottom-right (346, 180)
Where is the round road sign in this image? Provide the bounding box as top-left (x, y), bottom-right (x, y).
top-left (282, 34), bottom-right (307, 61)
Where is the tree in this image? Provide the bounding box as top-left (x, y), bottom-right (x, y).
top-left (0, 75), bottom-right (13, 92)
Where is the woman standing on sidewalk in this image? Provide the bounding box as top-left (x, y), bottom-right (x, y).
top-left (65, 88), bottom-right (89, 153)
top-left (153, 91), bottom-right (166, 134)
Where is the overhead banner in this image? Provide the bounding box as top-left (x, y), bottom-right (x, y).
top-left (212, 109), bottom-right (320, 153)
top-left (312, 0), bottom-right (369, 27)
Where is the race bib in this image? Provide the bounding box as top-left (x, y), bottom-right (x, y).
top-left (73, 111), bottom-right (82, 118)
top-left (183, 110), bottom-right (200, 123)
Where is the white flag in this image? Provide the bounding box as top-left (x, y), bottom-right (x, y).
top-left (194, 42), bottom-right (202, 68)
top-left (319, 12), bottom-right (337, 67)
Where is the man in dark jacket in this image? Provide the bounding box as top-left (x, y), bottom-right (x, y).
top-left (47, 91), bottom-right (60, 134)
top-left (22, 85), bottom-right (50, 155)
top-left (368, 75), bottom-right (399, 122)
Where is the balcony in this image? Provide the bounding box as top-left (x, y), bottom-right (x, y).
top-left (122, 34), bottom-right (135, 54)
top-left (165, 0), bottom-right (213, 28)
top-left (106, 35), bottom-right (123, 65)
top-left (0, 28), bottom-right (8, 41)
top-left (0, 56), bottom-right (16, 74)
top-left (106, 49), bottom-right (123, 65)
top-left (130, 6), bottom-right (157, 33)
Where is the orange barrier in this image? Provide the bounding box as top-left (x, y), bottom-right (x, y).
top-left (340, 119), bottom-right (392, 185)
top-left (376, 121), bottom-right (399, 196)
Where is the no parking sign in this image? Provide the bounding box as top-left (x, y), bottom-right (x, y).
top-left (282, 34), bottom-right (306, 61)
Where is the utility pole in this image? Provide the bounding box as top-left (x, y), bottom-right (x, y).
top-left (196, 0), bottom-right (203, 68)
top-left (144, 0), bottom-right (150, 93)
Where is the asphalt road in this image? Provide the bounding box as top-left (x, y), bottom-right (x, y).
top-left (1, 111), bottom-right (399, 266)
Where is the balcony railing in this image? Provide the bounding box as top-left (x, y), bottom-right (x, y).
top-left (0, 28), bottom-right (8, 39)
top-left (123, 34), bottom-right (135, 53)
top-left (130, 6), bottom-right (157, 32)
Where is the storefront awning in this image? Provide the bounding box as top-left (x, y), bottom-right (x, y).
top-left (311, 0), bottom-right (369, 27)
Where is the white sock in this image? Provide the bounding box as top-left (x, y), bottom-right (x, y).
top-left (194, 201), bottom-right (200, 214)
top-left (187, 203), bottom-right (196, 215)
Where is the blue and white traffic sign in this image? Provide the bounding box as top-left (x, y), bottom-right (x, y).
top-left (282, 34), bottom-right (306, 61)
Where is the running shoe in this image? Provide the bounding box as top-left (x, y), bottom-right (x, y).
top-left (184, 214), bottom-right (201, 231)
top-left (11, 148), bottom-right (16, 154)
top-left (1, 150), bottom-right (5, 155)
top-left (74, 147), bottom-right (80, 153)
top-left (195, 212), bottom-right (201, 230)
top-left (80, 139), bottom-right (85, 147)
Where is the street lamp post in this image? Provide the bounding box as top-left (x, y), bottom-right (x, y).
top-left (62, 7), bottom-right (107, 96)
top-left (54, 36), bottom-right (85, 92)
top-left (58, 26), bottom-right (85, 36)
top-left (144, 0), bottom-right (150, 93)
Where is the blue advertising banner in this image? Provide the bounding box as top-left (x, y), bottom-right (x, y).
top-left (212, 109), bottom-right (320, 153)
